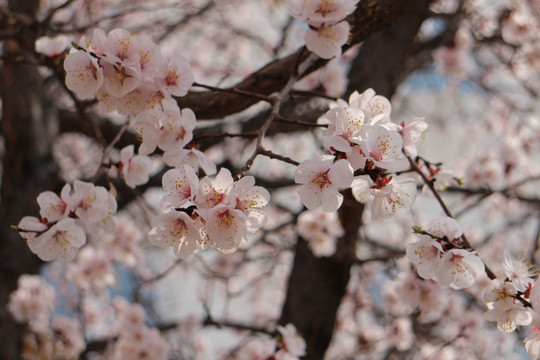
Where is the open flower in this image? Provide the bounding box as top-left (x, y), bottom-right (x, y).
top-left (362, 125), bottom-right (407, 172)
top-left (484, 279), bottom-right (532, 332)
top-left (305, 21), bottom-right (350, 59)
top-left (35, 35), bottom-right (69, 58)
top-left (19, 217), bottom-right (86, 262)
top-left (119, 145), bottom-right (153, 188)
top-left (276, 323), bottom-right (306, 359)
top-left (197, 204), bottom-right (248, 252)
top-left (503, 250), bottom-right (535, 292)
top-left (149, 210), bottom-right (201, 258)
top-left (525, 329), bottom-right (540, 360)
top-left (64, 51), bottom-right (104, 99)
top-left (435, 249), bottom-right (485, 290)
top-left (156, 57), bottom-right (194, 97)
top-left (406, 239), bottom-right (444, 280)
top-left (161, 165), bottom-right (200, 209)
top-left (371, 175), bottom-right (417, 220)
top-left (37, 184), bottom-right (72, 223)
top-left (286, 0), bottom-right (358, 28)
top-left (295, 155), bottom-right (353, 212)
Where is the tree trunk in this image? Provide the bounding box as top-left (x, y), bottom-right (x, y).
top-left (0, 1), bottom-right (49, 358)
top-left (278, 1), bottom-right (432, 359)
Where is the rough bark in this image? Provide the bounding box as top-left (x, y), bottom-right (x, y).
top-left (278, 1), bottom-right (432, 359)
top-left (177, 0), bottom-right (426, 120)
top-left (0, 1), bottom-right (51, 359)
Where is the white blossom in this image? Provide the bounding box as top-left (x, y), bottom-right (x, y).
top-left (435, 249), bottom-right (485, 290)
top-left (295, 155), bottom-right (353, 212)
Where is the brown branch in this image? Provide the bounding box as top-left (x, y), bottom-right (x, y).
top-left (176, 0), bottom-right (427, 120)
top-left (406, 154), bottom-right (497, 280)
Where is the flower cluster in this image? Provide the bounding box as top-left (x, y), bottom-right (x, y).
top-left (64, 28), bottom-right (200, 180)
top-left (406, 216), bottom-right (485, 290)
top-left (149, 165), bottom-right (270, 257)
top-left (295, 88), bottom-right (425, 220)
top-left (276, 323), bottom-right (307, 359)
top-left (8, 275), bottom-right (85, 359)
top-left (8, 275), bottom-right (56, 332)
top-left (111, 298), bottom-right (170, 360)
top-left (17, 181), bottom-right (117, 262)
top-left (233, 323), bottom-right (307, 360)
top-left (285, 0), bottom-right (358, 59)
top-left (64, 28), bottom-right (193, 107)
top-left (297, 207), bottom-right (344, 257)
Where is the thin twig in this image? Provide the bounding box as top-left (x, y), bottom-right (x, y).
top-left (406, 153), bottom-right (497, 280)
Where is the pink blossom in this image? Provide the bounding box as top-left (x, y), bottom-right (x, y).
top-left (113, 326), bottom-right (169, 360)
top-left (112, 299), bottom-right (169, 360)
top-left (525, 329), bottom-right (540, 360)
top-left (319, 57), bottom-right (348, 97)
top-left (50, 316), bottom-right (86, 358)
top-left (137, 100), bottom-right (195, 156)
top-left (103, 216), bottom-right (144, 268)
top-left (197, 204), bottom-right (248, 252)
top-left (305, 21), bottom-right (350, 59)
top-left (432, 28), bottom-right (473, 79)
top-left (137, 36), bottom-right (167, 76)
top-left (115, 80), bottom-right (164, 116)
top-left (362, 125), bottom-right (407, 172)
top-left (295, 155), bottom-right (353, 212)
top-left (68, 246), bottom-right (116, 291)
top-left (435, 249), bottom-right (485, 289)
top-left (64, 50), bottom-right (104, 99)
top-left (160, 106), bottom-right (196, 155)
top-left (149, 210), bottom-right (201, 258)
top-left (37, 183), bottom-right (72, 223)
top-left (297, 208), bottom-right (344, 257)
top-left (399, 117), bottom-right (428, 157)
top-left (162, 147), bottom-right (217, 175)
top-left (156, 57), bottom-right (194, 97)
top-left (35, 35), bottom-right (69, 57)
top-left (387, 317), bottom-right (414, 351)
top-left (103, 28), bottom-right (140, 66)
top-left (96, 88), bottom-right (120, 113)
top-left (501, 3), bottom-right (537, 45)
top-left (119, 145), bottom-right (153, 188)
top-left (276, 323), bottom-right (306, 358)
top-left (286, 0), bottom-right (358, 28)
top-left (161, 165), bottom-right (200, 209)
top-left (318, 106), bottom-right (366, 152)
top-left (528, 277), bottom-right (540, 312)
top-left (503, 250), bottom-right (535, 292)
top-left (79, 28), bottom-right (107, 56)
top-left (350, 175), bottom-right (373, 203)
top-left (483, 279), bottom-right (532, 332)
top-left (114, 297), bottom-right (146, 332)
top-left (406, 239), bottom-right (444, 280)
top-left (71, 180), bottom-right (117, 232)
top-left (8, 275), bottom-right (55, 331)
top-left (371, 175), bottom-right (417, 219)
top-left (20, 217), bottom-right (86, 262)
top-left (237, 337), bottom-right (277, 360)
top-left (195, 167), bottom-right (235, 209)
top-left (346, 144), bottom-right (369, 171)
top-left (348, 88), bottom-right (392, 123)
top-left (424, 216), bottom-right (463, 240)
top-left (102, 61), bottom-right (142, 97)
top-left (423, 169), bottom-right (461, 193)
top-left (232, 175), bottom-right (270, 230)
